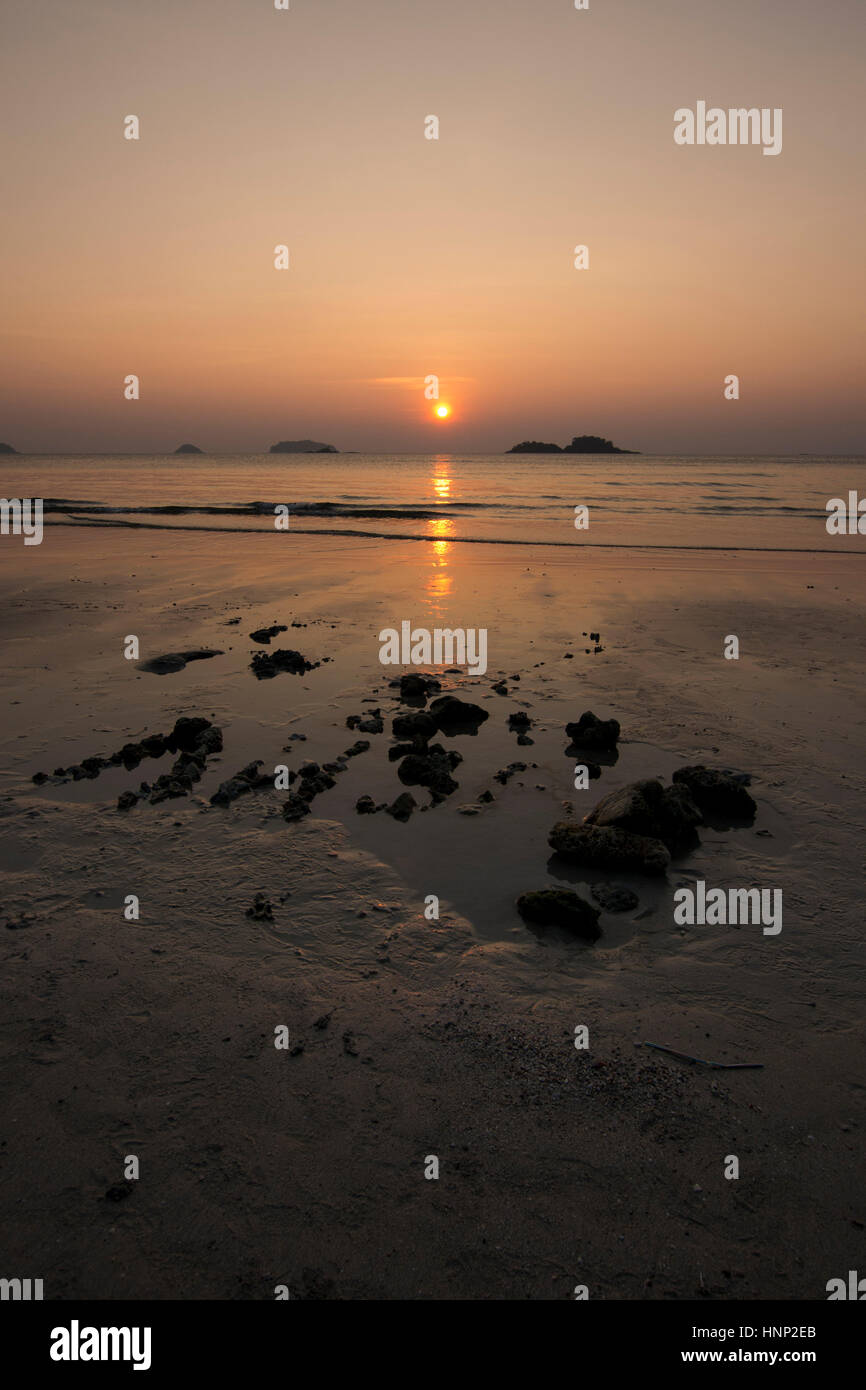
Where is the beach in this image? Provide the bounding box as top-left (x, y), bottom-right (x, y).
top-left (1, 457), bottom-right (865, 1298)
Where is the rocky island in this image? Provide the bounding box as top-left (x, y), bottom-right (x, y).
top-left (174, 443), bottom-right (203, 454)
top-left (0, 442), bottom-right (18, 454)
top-left (508, 435), bottom-right (638, 454)
top-left (269, 440), bottom-right (338, 454)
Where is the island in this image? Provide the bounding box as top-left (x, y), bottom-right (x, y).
top-left (0, 442), bottom-right (18, 454)
top-left (508, 435), bottom-right (638, 454)
top-left (174, 443), bottom-right (203, 454)
top-left (269, 440), bottom-right (338, 454)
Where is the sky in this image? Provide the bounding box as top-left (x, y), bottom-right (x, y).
top-left (1, 0), bottom-right (864, 455)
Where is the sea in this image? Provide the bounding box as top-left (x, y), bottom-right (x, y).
top-left (2, 454), bottom-right (865, 553)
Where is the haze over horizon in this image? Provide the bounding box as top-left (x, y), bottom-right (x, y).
top-left (2, 0), bottom-right (864, 456)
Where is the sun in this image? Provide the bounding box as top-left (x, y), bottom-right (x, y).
top-left (435, 404), bottom-right (451, 419)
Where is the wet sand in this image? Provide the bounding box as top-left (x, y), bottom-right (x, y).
top-left (1, 528), bottom-right (865, 1298)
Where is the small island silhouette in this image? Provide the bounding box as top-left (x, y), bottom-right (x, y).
top-left (270, 440), bottom-right (338, 454)
top-left (0, 442), bottom-right (18, 454)
top-left (508, 435), bottom-right (638, 454)
top-left (174, 443), bottom-right (204, 454)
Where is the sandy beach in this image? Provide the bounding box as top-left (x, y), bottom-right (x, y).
top-left (2, 516), bottom-right (864, 1299)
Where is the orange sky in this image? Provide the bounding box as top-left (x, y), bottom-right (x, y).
top-left (1, 0), bottom-right (864, 454)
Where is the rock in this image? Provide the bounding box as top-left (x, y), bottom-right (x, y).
top-left (282, 793), bottom-right (312, 822)
top-left (250, 624), bottom-right (288, 644)
top-left (516, 733), bottom-right (534, 746)
top-left (251, 648), bottom-right (319, 679)
top-left (492, 680), bottom-right (508, 695)
top-left (398, 672), bottom-right (441, 700)
top-left (672, 765), bottom-right (757, 819)
top-left (397, 744), bottom-right (461, 798)
top-left (391, 711), bottom-right (437, 741)
top-left (457, 804), bottom-right (480, 815)
top-left (584, 779), bottom-right (702, 856)
top-left (296, 766), bottom-right (336, 799)
top-left (343, 740), bottom-right (371, 758)
top-left (169, 716), bottom-right (214, 752)
top-left (565, 710), bottom-right (620, 750)
top-left (386, 792), bottom-right (417, 822)
top-left (478, 789), bottom-right (495, 803)
top-left (117, 791), bottom-right (139, 811)
top-left (516, 889), bottom-right (601, 940)
top-left (591, 882), bottom-right (640, 913)
top-left (355, 795), bottom-right (378, 815)
top-left (246, 892), bottom-right (274, 922)
top-left (140, 733), bottom-right (167, 757)
top-left (548, 821), bottom-right (670, 875)
top-left (140, 649), bottom-right (223, 675)
top-left (428, 695), bottom-right (489, 734)
top-left (149, 775), bottom-right (193, 804)
top-left (194, 726), bottom-right (223, 755)
top-left (175, 443), bottom-right (203, 454)
top-left (210, 776), bottom-right (251, 806)
top-left (494, 761), bottom-right (527, 784)
top-left (508, 711), bottom-right (532, 729)
top-left (356, 712), bottom-right (384, 735)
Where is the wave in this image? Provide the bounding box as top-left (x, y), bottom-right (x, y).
top-left (43, 499), bottom-right (497, 521)
top-left (41, 513), bottom-right (862, 555)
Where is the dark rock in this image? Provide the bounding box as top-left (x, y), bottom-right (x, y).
top-left (170, 717), bottom-right (213, 752)
top-left (508, 711), bottom-right (532, 729)
top-left (672, 765), bottom-right (757, 819)
top-left (397, 744), bottom-right (461, 797)
top-left (478, 789), bottom-right (495, 803)
top-left (246, 893), bottom-right (274, 922)
top-left (249, 624), bottom-right (288, 644)
top-left (494, 761), bottom-right (527, 784)
top-left (356, 712), bottom-right (384, 734)
top-left (343, 740), bottom-right (371, 758)
top-left (398, 672), bottom-right (441, 700)
top-left (565, 710), bottom-right (620, 750)
top-left (584, 778), bottom-right (702, 856)
top-left (140, 648), bottom-right (223, 675)
top-left (492, 680), bottom-right (508, 695)
top-left (548, 821), bottom-right (670, 875)
top-left (282, 793), bottom-right (312, 822)
top-left (386, 792), bottom-right (417, 821)
top-left (428, 695), bottom-right (489, 734)
top-left (210, 777), bottom-right (252, 807)
top-left (251, 649), bottom-right (319, 679)
top-left (355, 795), bottom-right (378, 814)
top-left (516, 733), bottom-right (534, 746)
top-left (31, 771), bottom-right (49, 785)
top-left (150, 774), bottom-right (193, 804)
top-left (140, 733), bottom-right (167, 757)
top-left (194, 725), bottom-right (223, 755)
top-left (117, 791), bottom-right (139, 811)
top-left (516, 889), bottom-right (601, 941)
top-left (591, 883), bottom-right (640, 913)
top-left (392, 711), bottom-right (437, 741)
